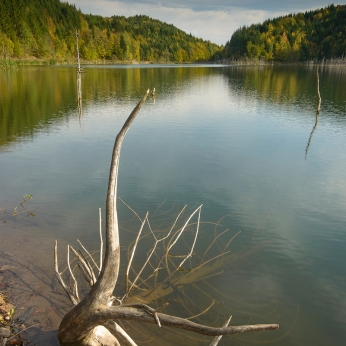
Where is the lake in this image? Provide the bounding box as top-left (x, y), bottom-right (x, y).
top-left (0, 64), bottom-right (345, 345)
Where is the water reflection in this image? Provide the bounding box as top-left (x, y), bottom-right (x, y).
top-left (305, 68), bottom-right (322, 160)
top-left (0, 67), bottom-right (78, 149)
top-left (77, 71), bottom-right (83, 122)
top-left (222, 65), bottom-right (345, 113)
top-left (1, 65), bottom-right (345, 151)
top-left (0, 66), bottom-right (221, 149)
top-left (305, 110), bottom-right (320, 159)
top-left (0, 65), bottom-right (346, 345)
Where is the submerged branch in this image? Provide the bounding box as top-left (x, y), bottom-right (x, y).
top-left (209, 316), bottom-right (232, 346)
top-left (54, 241), bottom-right (79, 306)
top-left (99, 306), bottom-right (279, 336)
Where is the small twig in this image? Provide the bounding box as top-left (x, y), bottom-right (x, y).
top-left (153, 198), bottom-right (166, 215)
top-left (77, 262), bottom-right (93, 287)
top-left (126, 242), bottom-right (158, 297)
top-left (209, 316), bottom-right (232, 346)
top-left (70, 246), bottom-right (96, 285)
top-left (126, 212), bottom-right (149, 294)
top-left (126, 206), bottom-right (187, 296)
top-left (222, 230), bottom-right (241, 252)
top-left (77, 239), bottom-right (100, 272)
top-left (119, 197), bottom-right (143, 223)
top-left (154, 302), bottom-right (169, 313)
top-left (186, 300), bottom-right (215, 320)
top-left (67, 246), bottom-right (80, 301)
top-left (164, 205), bottom-right (202, 276)
top-left (177, 207), bottom-right (201, 270)
top-left (186, 251), bottom-right (230, 277)
top-left (201, 228), bottom-right (229, 263)
top-left (54, 241), bottom-right (79, 306)
top-left (166, 205), bottom-right (202, 255)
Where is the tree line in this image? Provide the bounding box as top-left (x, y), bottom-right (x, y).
top-left (223, 4), bottom-right (346, 62)
top-left (0, 0), bottom-right (221, 62)
top-left (1, 0), bottom-right (345, 64)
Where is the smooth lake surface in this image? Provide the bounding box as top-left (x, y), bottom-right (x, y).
top-left (1, 64), bottom-right (346, 345)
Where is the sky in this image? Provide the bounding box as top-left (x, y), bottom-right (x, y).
top-left (69, 1), bottom-right (346, 45)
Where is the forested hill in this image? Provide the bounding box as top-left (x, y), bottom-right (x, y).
top-left (0, 0), bottom-right (221, 62)
top-left (223, 4), bottom-right (346, 62)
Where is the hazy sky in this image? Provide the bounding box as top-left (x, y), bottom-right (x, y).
top-left (69, 1), bottom-right (346, 45)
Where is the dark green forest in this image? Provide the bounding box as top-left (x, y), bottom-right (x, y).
top-left (1, 0), bottom-right (345, 64)
top-left (0, 0), bottom-right (221, 62)
top-left (223, 4), bottom-right (346, 62)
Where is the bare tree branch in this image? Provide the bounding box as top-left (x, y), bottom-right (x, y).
top-left (67, 246), bottom-right (80, 302)
top-left (126, 212), bottom-right (149, 295)
top-left (77, 239), bottom-right (100, 273)
top-left (54, 241), bottom-right (79, 306)
top-left (97, 306), bottom-right (279, 336)
top-left (209, 316), bottom-right (232, 346)
top-left (70, 246), bottom-right (96, 286)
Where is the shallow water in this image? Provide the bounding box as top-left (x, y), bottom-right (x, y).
top-left (0, 64), bottom-right (346, 345)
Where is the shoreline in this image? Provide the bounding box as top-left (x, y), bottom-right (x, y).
top-left (1, 57), bottom-right (346, 69)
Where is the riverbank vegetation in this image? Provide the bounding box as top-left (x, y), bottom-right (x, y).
top-left (0, 0), bottom-right (221, 63)
top-left (223, 4), bottom-right (346, 63)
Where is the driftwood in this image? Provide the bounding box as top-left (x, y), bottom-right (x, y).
top-left (54, 89), bottom-right (279, 345)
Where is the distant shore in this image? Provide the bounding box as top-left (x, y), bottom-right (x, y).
top-left (1, 57), bottom-right (346, 69)
top-left (0, 58), bottom-right (190, 68)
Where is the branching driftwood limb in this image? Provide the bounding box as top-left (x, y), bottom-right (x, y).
top-left (55, 89), bottom-right (279, 345)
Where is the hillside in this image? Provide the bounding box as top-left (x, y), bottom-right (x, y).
top-left (223, 4), bottom-right (346, 62)
top-left (0, 0), bottom-right (221, 62)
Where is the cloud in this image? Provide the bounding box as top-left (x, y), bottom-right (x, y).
top-left (70, 0), bottom-right (288, 45)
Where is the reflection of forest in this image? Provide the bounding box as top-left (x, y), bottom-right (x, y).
top-left (1, 65), bottom-right (345, 149)
top-left (0, 66), bottom-right (216, 149)
top-left (0, 68), bottom-right (77, 148)
top-left (223, 65), bottom-right (346, 106)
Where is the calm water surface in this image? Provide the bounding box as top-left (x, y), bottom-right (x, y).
top-left (0, 64), bottom-right (346, 345)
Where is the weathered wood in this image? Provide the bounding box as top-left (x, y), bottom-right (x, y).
top-left (56, 89), bottom-right (279, 345)
top-left (57, 90), bottom-right (150, 345)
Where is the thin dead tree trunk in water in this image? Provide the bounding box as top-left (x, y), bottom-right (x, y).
top-left (305, 67), bottom-right (322, 159)
top-left (55, 90), bottom-right (279, 345)
top-left (75, 28), bottom-right (84, 122)
top-left (75, 28), bottom-right (81, 74)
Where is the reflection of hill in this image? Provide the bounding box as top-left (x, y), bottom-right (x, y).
top-left (0, 66), bottom-right (218, 149)
top-left (223, 66), bottom-right (346, 112)
top-left (2, 65), bottom-right (344, 150)
top-left (0, 67), bottom-right (77, 148)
